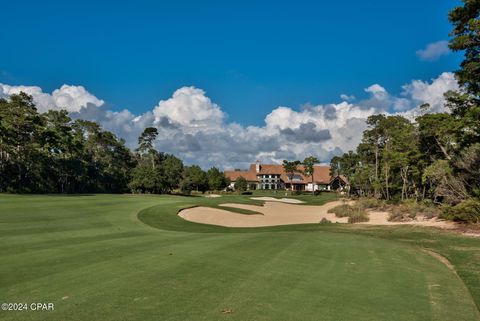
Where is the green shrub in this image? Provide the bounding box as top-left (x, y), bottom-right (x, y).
top-left (442, 199), bottom-right (480, 223)
top-left (234, 176), bottom-right (248, 192)
top-left (319, 217), bottom-right (332, 224)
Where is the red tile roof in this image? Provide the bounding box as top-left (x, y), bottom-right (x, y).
top-left (225, 163), bottom-right (332, 184)
top-left (224, 170), bottom-right (258, 182)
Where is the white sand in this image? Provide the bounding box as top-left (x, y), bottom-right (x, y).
top-left (204, 194), bottom-right (221, 198)
top-left (179, 200), bottom-right (456, 228)
top-left (179, 201), bottom-right (348, 227)
top-left (250, 197), bottom-right (305, 204)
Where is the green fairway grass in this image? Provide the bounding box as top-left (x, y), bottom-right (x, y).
top-left (1, 194), bottom-right (479, 321)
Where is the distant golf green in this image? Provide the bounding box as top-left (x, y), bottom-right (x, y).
top-left (1, 194), bottom-right (479, 321)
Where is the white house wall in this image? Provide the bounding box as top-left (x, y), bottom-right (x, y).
top-left (230, 181), bottom-right (332, 191)
top-left (306, 183), bottom-right (331, 191)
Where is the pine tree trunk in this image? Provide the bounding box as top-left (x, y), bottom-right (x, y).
top-left (400, 166), bottom-right (408, 201)
top-left (374, 145), bottom-right (379, 197)
top-left (384, 165), bottom-right (390, 200)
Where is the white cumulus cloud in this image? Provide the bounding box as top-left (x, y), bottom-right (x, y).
top-left (401, 72), bottom-right (459, 113)
top-left (416, 40), bottom-right (450, 62)
top-left (153, 86), bottom-right (225, 132)
top-left (52, 85), bottom-right (104, 112)
top-left (0, 83), bottom-right (104, 113)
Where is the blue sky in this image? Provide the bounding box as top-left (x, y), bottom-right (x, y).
top-left (1, 0), bottom-right (462, 126)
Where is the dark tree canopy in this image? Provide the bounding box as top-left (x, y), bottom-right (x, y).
top-left (302, 156), bottom-right (320, 195)
top-left (282, 160), bottom-right (301, 184)
top-left (206, 167), bottom-right (228, 191)
top-left (234, 176), bottom-right (248, 192)
top-left (0, 94), bottom-right (134, 193)
top-left (137, 127), bottom-right (158, 154)
top-left (449, 0), bottom-right (480, 96)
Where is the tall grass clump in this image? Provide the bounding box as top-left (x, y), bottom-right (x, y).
top-left (327, 204), bottom-right (352, 217)
top-left (328, 203), bottom-right (369, 223)
top-left (356, 197), bottom-right (388, 211)
top-left (348, 209), bottom-right (369, 223)
top-left (388, 200), bottom-right (441, 222)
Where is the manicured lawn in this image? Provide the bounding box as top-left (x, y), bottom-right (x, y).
top-left (1, 194), bottom-right (479, 321)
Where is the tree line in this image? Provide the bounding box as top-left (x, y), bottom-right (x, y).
top-left (0, 94), bottom-right (228, 194)
top-left (330, 0), bottom-right (480, 222)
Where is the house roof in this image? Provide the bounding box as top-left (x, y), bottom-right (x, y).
top-left (225, 163), bottom-right (332, 184)
top-left (224, 170), bottom-right (258, 182)
top-left (335, 175), bottom-right (349, 184)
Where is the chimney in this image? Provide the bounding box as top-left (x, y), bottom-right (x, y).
top-left (255, 160), bottom-right (260, 173)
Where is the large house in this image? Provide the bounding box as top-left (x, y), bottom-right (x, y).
top-left (224, 161), bottom-right (348, 191)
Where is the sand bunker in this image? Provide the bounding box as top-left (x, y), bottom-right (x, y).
top-left (179, 201), bottom-right (348, 227)
top-left (204, 194), bottom-right (221, 198)
top-left (250, 197), bottom-right (305, 204)
top-left (179, 200), bottom-right (456, 228)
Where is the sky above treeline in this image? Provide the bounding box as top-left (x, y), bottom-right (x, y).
top-left (0, 0), bottom-right (464, 169)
